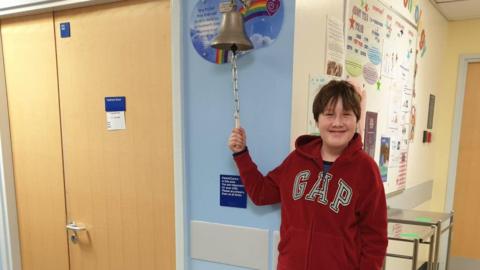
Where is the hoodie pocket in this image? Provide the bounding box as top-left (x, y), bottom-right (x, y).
top-left (279, 228), bottom-right (350, 270)
top-left (307, 231), bottom-right (349, 270)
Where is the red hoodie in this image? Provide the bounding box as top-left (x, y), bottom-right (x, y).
top-left (233, 133), bottom-right (387, 270)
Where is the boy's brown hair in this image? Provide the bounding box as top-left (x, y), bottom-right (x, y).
top-left (312, 80), bottom-right (361, 122)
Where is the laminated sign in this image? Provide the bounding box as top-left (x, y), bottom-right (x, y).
top-left (220, 174), bottom-right (247, 208)
top-left (105, 96), bottom-right (126, 131)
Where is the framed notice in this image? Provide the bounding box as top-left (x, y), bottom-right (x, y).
top-left (427, 94), bottom-right (435, 129)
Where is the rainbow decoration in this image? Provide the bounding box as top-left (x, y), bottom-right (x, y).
top-left (215, 49), bottom-right (229, 64)
top-left (240, 0), bottom-right (269, 22)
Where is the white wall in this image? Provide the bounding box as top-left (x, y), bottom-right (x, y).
top-left (407, 0), bottom-right (448, 195)
top-left (290, 0), bottom-right (345, 145)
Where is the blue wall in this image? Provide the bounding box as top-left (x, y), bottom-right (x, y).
top-left (182, 0), bottom-right (296, 269)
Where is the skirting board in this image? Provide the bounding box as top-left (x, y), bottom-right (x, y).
top-left (190, 220), bottom-right (269, 270)
top-left (449, 257), bottom-right (480, 270)
top-left (386, 180), bottom-right (433, 209)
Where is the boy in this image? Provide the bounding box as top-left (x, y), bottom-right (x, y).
top-left (228, 80), bottom-right (387, 270)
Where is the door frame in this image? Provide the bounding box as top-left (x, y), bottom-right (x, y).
top-left (0, 33), bottom-right (22, 270)
top-left (0, 1), bottom-right (186, 269)
top-left (171, 0), bottom-right (186, 269)
top-left (445, 54), bottom-right (480, 212)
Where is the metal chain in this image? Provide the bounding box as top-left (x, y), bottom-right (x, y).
top-left (231, 51), bottom-right (240, 128)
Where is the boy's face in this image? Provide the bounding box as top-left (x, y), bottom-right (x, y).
top-left (316, 97), bottom-right (357, 153)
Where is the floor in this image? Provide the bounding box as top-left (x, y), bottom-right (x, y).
top-left (448, 257), bottom-right (480, 270)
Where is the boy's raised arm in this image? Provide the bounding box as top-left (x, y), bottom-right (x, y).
top-left (228, 128), bottom-right (282, 205)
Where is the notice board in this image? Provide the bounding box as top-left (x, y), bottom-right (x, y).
top-left (345, 0), bottom-right (418, 194)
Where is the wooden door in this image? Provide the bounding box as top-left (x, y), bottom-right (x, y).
top-left (1, 13), bottom-right (70, 270)
top-left (1, 1), bottom-right (175, 269)
top-left (54, 1), bottom-right (175, 269)
top-left (451, 62), bottom-right (480, 259)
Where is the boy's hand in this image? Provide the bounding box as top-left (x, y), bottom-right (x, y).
top-left (228, 127), bottom-right (246, 153)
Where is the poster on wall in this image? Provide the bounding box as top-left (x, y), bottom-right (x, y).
top-left (409, 105), bottom-right (416, 142)
top-left (325, 15), bottom-right (345, 77)
top-left (364, 111), bottom-right (378, 158)
top-left (379, 136), bottom-right (390, 182)
top-left (345, 1), bottom-right (385, 87)
top-left (345, 0), bottom-right (417, 194)
top-left (307, 74), bottom-right (335, 135)
top-left (381, 0), bottom-right (421, 25)
top-left (189, 0), bottom-right (284, 64)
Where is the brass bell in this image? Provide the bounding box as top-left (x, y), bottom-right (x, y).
top-left (211, 8), bottom-right (253, 52)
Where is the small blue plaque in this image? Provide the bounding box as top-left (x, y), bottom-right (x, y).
top-left (60, 22), bottom-right (70, 38)
top-left (220, 174), bottom-right (247, 208)
top-left (105, 97), bottom-right (126, 112)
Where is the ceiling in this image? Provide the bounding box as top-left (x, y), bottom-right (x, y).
top-left (430, 0), bottom-right (480, 21)
top-left (0, 0), bottom-right (119, 18)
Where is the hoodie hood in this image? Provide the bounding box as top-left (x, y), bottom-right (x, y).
top-left (294, 133), bottom-right (363, 163)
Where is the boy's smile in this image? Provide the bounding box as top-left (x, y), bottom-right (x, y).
top-left (316, 97), bottom-right (357, 160)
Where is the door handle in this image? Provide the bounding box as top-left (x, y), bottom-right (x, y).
top-left (66, 221), bottom-right (87, 244)
top-left (66, 222), bottom-right (86, 232)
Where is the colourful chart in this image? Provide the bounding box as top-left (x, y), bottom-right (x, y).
top-left (345, 0), bottom-right (418, 195)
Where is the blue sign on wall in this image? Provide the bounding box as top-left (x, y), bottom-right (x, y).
top-left (60, 22), bottom-right (70, 38)
top-left (220, 174), bottom-right (247, 208)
